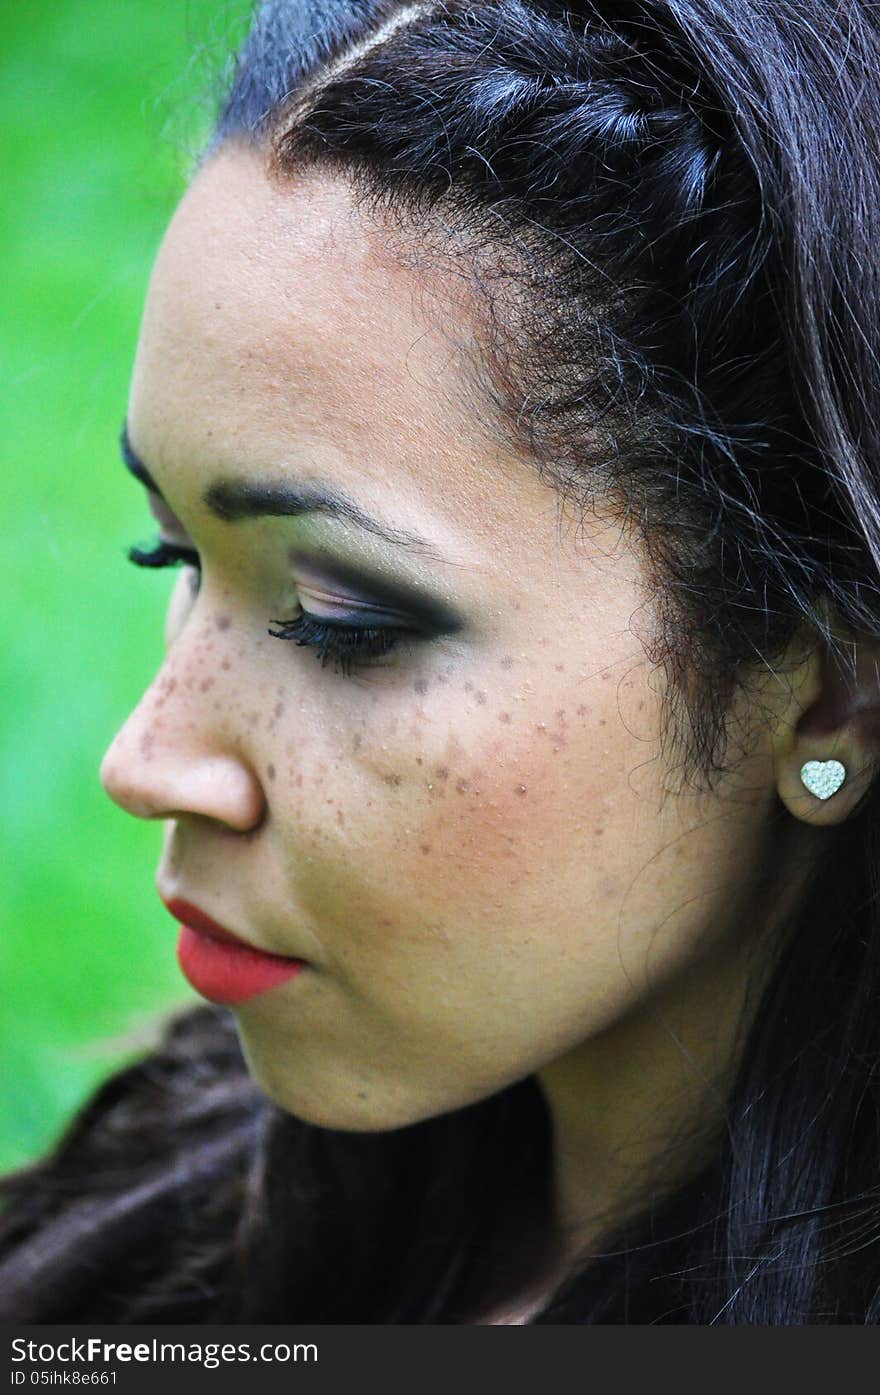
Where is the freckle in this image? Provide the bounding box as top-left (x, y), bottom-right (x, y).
top-left (500, 655), bottom-right (514, 669)
top-left (352, 733), bottom-right (362, 750)
top-left (295, 774), bottom-right (303, 787)
top-left (464, 681), bottom-right (473, 692)
top-left (593, 826), bottom-right (603, 838)
top-left (555, 709), bottom-right (567, 723)
top-left (200, 678), bottom-right (214, 692)
top-left (514, 783), bottom-right (528, 795)
top-left (555, 663), bottom-right (565, 672)
top-left (383, 772), bottom-right (402, 787)
top-left (498, 712), bottom-right (512, 723)
top-left (155, 676), bottom-right (177, 709)
top-left (599, 718), bottom-right (607, 726)
top-left (221, 659), bottom-right (231, 671)
top-left (416, 756), bottom-right (423, 765)
top-left (215, 615), bottom-right (231, 632)
top-left (274, 701), bottom-right (285, 719)
top-left (435, 766), bottom-right (449, 781)
top-left (475, 690), bottom-right (487, 704)
top-left (577, 705), bottom-right (588, 716)
top-left (267, 763), bottom-right (276, 781)
top-left (420, 844), bottom-right (432, 854)
top-left (414, 677), bottom-right (428, 695)
top-left (337, 809), bottom-right (345, 826)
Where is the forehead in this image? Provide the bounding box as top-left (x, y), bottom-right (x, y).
top-left (129, 143), bottom-right (650, 614)
top-left (129, 144), bottom-right (537, 543)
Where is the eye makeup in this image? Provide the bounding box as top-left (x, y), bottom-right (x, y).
top-left (287, 548), bottom-right (465, 637)
top-left (120, 424), bottom-right (470, 665)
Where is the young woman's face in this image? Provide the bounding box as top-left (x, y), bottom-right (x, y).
top-left (101, 144), bottom-right (781, 1131)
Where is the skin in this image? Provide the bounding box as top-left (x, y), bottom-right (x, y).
top-left (99, 142), bottom-right (869, 1319)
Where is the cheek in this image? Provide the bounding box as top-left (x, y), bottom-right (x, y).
top-left (297, 668), bottom-right (631, 927)
top-left (407, 738), bottom-right (569, 881)
top-left (260, 605), bottom-right (672, 896)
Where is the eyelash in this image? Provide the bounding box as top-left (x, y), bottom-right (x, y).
top-left (126, 539), bottom-right (411, 677)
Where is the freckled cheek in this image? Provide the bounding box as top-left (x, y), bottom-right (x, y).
top-left (274, 676), bottom-right (616, 884)
top-left (286, 754), bottom-right (557, 959)
top-left (374, 728), bottom-right (566, 880)
top-left (380, 708), bottom-right (633, 896)
top-left (418, 789), bottom-right (542, 880)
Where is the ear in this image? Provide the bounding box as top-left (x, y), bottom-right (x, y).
top-left (770, 625), bottom-right (880, 826)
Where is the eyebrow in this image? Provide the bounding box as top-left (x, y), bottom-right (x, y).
top-left (120, 422), bottom-right (450, 564)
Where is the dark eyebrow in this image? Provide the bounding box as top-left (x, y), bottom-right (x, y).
top-left (120, 422), bottom-right (450, 564)
top-left (204, 476), bottom-right (451, 562)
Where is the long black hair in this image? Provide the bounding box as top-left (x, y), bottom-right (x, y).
top-left (3, 0), bottom-right (880, 1322)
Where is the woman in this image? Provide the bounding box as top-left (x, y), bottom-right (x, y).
top-left (2, 0), bottom-right (880, 1323)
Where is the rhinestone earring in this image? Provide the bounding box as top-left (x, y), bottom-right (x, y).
top-left (800, 759), bottom-right (847, 801)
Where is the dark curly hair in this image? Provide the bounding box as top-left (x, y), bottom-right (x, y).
top-left (3, 0), bottom-right (880, 1322)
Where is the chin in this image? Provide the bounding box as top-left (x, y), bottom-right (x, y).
top-left (235, 1034), bottom-right (437, 1134)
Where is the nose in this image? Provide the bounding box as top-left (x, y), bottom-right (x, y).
top-left (99, 655), bottom-right (266, 832)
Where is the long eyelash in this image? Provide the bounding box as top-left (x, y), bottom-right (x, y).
top-left (127, 539), bottom-right (200, 569)
top-left (267, 614), bottom-right (408, 677)
top-left (126, 538), bottom-right (408, 677)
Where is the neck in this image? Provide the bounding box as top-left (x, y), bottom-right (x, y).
top-left (537, 814), bottom-right (827, 1276)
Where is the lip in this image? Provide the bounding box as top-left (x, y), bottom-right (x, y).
top-left (162, 896), bottom-right (261, 951)
top-left (161, 896), bottom-right (306, 1005)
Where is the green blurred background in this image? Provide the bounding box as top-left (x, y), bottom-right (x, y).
top-left (1, 1), bottom-right (253, 1172)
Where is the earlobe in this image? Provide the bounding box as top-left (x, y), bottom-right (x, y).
top-left (771, 628), bottom-right (880, 826)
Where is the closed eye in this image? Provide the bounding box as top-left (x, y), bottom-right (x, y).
top-left (126, 536), bottom-right (415, 676)
top-left (266, 613), bottom-right (412, 676)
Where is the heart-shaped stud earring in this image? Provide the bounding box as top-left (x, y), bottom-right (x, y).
top-left (800, 759), bottom-right (847, 801)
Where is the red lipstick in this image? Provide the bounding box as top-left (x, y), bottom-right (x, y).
top-left (162, 897), bottom-right (305, 1005)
